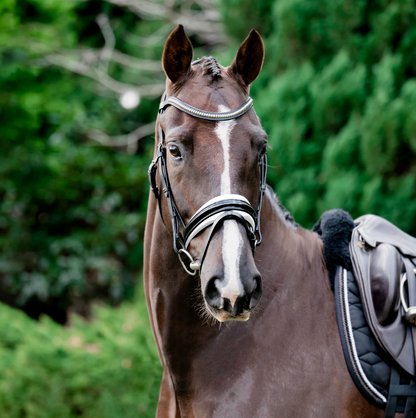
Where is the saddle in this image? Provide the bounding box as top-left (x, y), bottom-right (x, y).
top-left (315, 210), bottom-right (416, 416)
top-left (350, 214), bottom-right (416, 376)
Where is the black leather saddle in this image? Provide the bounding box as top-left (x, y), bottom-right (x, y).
top-left (350, 214), bottom-right (416, 377)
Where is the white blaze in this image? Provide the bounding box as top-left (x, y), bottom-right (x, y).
top-left (214, 105), bottom-right (243, 307)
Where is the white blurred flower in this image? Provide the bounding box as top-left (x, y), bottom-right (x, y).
top-left (119, 90), bottom-right (140, 109)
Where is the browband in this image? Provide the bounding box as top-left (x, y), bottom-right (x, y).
top-left (159, 96), bottom-right (254, 121)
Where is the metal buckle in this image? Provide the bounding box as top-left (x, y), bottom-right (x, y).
top-left (399, 270), bottom-right (416, 324)
top-left (358, 234), bottom-right (366, 249)
top-left (178, 249), bottom-right (200, 276)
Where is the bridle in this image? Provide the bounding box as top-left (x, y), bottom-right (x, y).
top-left (148, 90), bottom-right (267, 276)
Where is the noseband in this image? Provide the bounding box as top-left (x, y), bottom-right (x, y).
top-left (148, 93), bottom-right (267, 275)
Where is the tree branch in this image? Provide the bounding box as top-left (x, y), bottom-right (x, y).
top-left (95, 14), bottom-right (116, 74)
top-left (103, 0), bottom-right (225, 45)
top-left (40, 53), bottom-right (164, 97)
top-left (87, 122), bottom-right (155, 154)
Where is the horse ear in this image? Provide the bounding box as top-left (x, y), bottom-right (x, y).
top-left (230, 29), bottom-right (264, 86)
top-left (162, 25), bottom-right (193, 84)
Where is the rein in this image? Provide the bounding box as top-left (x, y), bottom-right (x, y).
top-left (148, 93), bottom-right (267, 275)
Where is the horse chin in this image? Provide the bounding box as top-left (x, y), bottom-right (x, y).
top-left (204, 304), bottom-right (251, 323)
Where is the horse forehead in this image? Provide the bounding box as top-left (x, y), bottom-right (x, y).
top-left (165, 69), bottom-right (264, 141)
top-left (170, 116), bottom-right (256, 146)
top-left (176, 71), bottom-right (245, 111)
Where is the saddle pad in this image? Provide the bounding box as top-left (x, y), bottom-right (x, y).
top-left (334, 266), bottom-right (390, 408)
top-left (334, 267), bottom-right (416, 418)
top-left (335, 266), bottom-right (416, 415)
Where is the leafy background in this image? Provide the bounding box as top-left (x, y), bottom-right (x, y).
top-left (1, 0), bottom-right (416, 416)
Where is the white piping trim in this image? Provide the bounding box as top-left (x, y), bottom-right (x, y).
top-left (342, 269), bottom-right (387, 403)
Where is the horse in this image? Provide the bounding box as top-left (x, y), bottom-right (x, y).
top-left (143, 25), bottom-right (384, 417)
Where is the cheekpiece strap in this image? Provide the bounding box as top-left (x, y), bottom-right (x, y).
top-left (159, 96), bottom-right (254, 121)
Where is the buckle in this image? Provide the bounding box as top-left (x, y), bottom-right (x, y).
top-left (178, 249), bottom-right (200, 276)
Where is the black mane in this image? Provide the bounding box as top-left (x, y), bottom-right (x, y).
top-left (267, 185), bottom-right (298, 228)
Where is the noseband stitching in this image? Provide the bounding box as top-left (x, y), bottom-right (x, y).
top-left (148, 93), bottom-right (267, 275)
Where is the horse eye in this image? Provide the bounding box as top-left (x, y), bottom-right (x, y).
top-left (168, 144), bottom-right (182, 159)
top-left (260, 145), bottom-right (267, 158)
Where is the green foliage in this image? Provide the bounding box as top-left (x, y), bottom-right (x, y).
top-left (219, 0), bottom-right (274, 40)
top-left (221, 0), bottom-right (416, 234)
top-left (0, 292), bottom-right (161, 418)
top-left (0, 0), bottom-right (165, 317)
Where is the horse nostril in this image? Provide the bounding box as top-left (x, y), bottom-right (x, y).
top-left (249, 275), bottom-right (262, 309)
top-left (204, 274), bottom-right (262, 315)
top-left (205, 276), bottom-right (222, 309)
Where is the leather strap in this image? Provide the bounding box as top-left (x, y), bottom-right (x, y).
top-left (404, 395), bottom-right (416, 417)
top-left (197, 210), bottom-right (257, 270)
top-left (184, 197), bottom-right (256, 246)
top-left (412, 326), bottom-right (416, 378)
top-left (159, 96), bottom-right (253, 121)
top-left (404, 258), bottom-right (416, 371)
top-left (384, 361), bottom-right (416, 418)
top-left (385, 366), bottom-right (400, 418)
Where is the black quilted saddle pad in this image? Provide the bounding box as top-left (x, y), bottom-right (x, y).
top-left (335, 266), bottom-right (413, 413)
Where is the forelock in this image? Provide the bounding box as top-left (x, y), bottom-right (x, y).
top-left (194, 56), bottom-right (221, 80)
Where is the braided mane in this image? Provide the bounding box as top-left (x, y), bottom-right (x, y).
top-left (195, 56), bottom-right (222, 80)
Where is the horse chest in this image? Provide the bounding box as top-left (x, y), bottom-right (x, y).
top-left (162, 316), bottom-right (373, 418)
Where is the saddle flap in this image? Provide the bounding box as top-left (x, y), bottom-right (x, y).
top-left (369, 243), bottom-right (402, 326)
top-left (356, 215), bottom-right (416, 257)
top-left (350, 214), bottom-right (416, 376)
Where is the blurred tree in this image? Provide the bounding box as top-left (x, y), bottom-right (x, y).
top-left (0, 0), bottom-right (224, 322)
top-left (220, 0), bottom-right (416, 233)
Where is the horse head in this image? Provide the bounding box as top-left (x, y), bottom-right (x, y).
top-left (151, 25), bottom-right (266, 322)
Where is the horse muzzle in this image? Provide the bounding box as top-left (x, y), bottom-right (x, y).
top-left (200, 222), bottom-right (263, 322)
top-left (204, 279), bottom-right (262, 322)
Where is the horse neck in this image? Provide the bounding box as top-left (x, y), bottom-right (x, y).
top-left (255, 188), bottom-right (332, 331)
top-left (143, 186), bottom-right (328, 379)
top-left (143, 193), bottom-right (218, 363)
top-left (258, 187), bottom-right (327, 296)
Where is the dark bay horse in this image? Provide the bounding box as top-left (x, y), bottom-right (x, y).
top-left (144, 25), bottom-right (383, 417)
